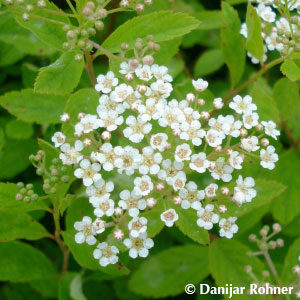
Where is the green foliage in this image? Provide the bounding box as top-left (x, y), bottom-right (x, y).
top-left (35, 51), bottom-right (84, 95)
top-left (0, 89), bottom-right (68, 124)
top-left (196, 10), bottom-right (222, 30)
top-left (0, 241), bottom-right (57, 282)
top-left (102, 11), bottom-right (200, 53)
top-left (280, 59), bottom-right (300, 82)
top-left (129, 244), bottom-right (210, 298)
top-left (5, 120), bottom-right (34, 140)
top-left (245, 3), bottom-right (264, 62)
top-left (221, 2), bottom-right (245, 87)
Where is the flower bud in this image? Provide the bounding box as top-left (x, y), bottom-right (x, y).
top-left (75, 54), bottom-right (83, 61)
top-left (268, 241), bottom-right (277, 249)
top-left (97, 8), bottom-right (107, 18)
top-left (213, 97), bottom-right (224, 109)
top-left (221, 187), bottom-right (229, 195)
top-left (153, 43), bottom-right (160, 51)
top-left (155, 182), bottom-right (165, 191)
top-left (22, 13), bottom-right (30, 21)
top-left (173, 196), bottom-right (182, 205)
top-left (125, 73), bottom-right (134, 81)
top-left (67, 30), bottom-right (76, 39)
top-left (248, 234), bottom-right (257, 242)
top-left (101, 131), bottom-right (111, 140)
top-left (276, 238), bottom-right (284, 247)
top-left (78, 112), bottom-right (86, 120)
top-left (218, 205), bottom-right (227, 214)
top-left (82, 7), bottom-right (93, 16)
top-left (261, 138), bottom-right (269, 147)
top-left (272, 223), bottom-right (281, 233)
top-left (136, 3), bottom-right (144, 12)
top-left (83, 138), bottom-right (92, 146)
top-left (146, 197), bottom-right (157, 208)
top-left (200, 111), bottom-right (210, 120)
top-left (142, 55), bottom-right (154, 66)
top-left (215, 145), bottom-right (222, 152)
top-left (130, 59), bottom-right (139, 69)
top-left (240, 128), bottom-right (248, 137)
top-left (186, 93), bottom-right (195, 103)
top-left (95, 21), bottom-right (104, 30)
top-left (16, 193), bottom-right (23, 201)
top-left (114, 229), bottom-right (124, 240)
top-left (121, 43), bottom-right (129, 50)
top-left (244, 265), bottom-right (252, 273)
top-left (136, 84), bottom-right (147, 94)
top-left (120, 0), bottom-right (129, 7)
top-left (60, 112), bottom-right (70, 122)
top-left (198, 98), bottom-right (205, 106)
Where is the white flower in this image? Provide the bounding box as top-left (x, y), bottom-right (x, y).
top-left (119, 60), bottom-right (136, 75)
top-left (219, 217), bottom-right (238, 239)
top-left (95, 71), bottom-right (118, 93)
top-left (205, 129), bottom-right (223, 147)
top-left (92, 195), bottom-right (115, 217)
top-left (257, 4), bottom-right (276, 23)
top-left (74, 216), bottom-right (96, 245)
top-left (137, 98), bottom-right (165, 122)
top-left (213, 97), bottom-right (224, 109)
top-left (60, 112), bottom-right (70, 122)
top-left (241, 136), bottom-right (260, 152)
top-left (243, 112), bottom-right (259, 129)
top-left (74, 159), bottom-right (102, 187)
top-left (52, 132), bottom-right (66, 148)
top-left (158, 159), bottom-right (184, 185)
top-left (123, 115), bottom-right (152, 143)
top-left (91, 143), bottom-right (122, 171)
top-left (134, 175), bottom-right (153, 196)
top-left (128, 216), bottom-right (147, 237)
top-left (92, 217), bottom-right (106, 234)
top-left (179, 121), bottom-right (205, 146)
top-left (150, 80), bottom-right (173, 98)
top-left (265, 32), bottom-right (283, 51)
top-left (197, 204), bottom-right (219, 230)
top-left (233, 175), bottom-right (256, 205)
top-left (160, 208), bottom-right (178, 227)
top-left (151, 64), bottom-right (172, 82)
top-left (75, 114), bottom-right (101, 136)
top-left (135, 65), bottom-right (153, 81)
top-left (158, 105), bottom-right (184, 128)
top-left (118, 189), bottom-right (146, 217)
top-left (260, 145), bottom-right (278, 170)
top-left (110, 83), bottom-right (133, 102)
top-left (262, 121), bottom-right (280, 140)
top-left (210, 157), bottom-right (233, 182)
top-left (59, 141), bottom-right (83, 165)
top-left (174, 143), bottom-right (192, 162)
top-left (205, 183), bottom-right (218, 198)
top-left (240, 23), bottom-right (248, 38)
top-left (98, 110), bottom-right (124, 131)
top-left (229, 95), bottom-right (257, 114)
top-left (115, 146), bottom-right (142, 175)
top-left (86, 179), bottom-right (114, 205)
top-left (93, 242), bottom-right (119, 266)
top-left (150, 133), bottom-right (168, 152)
top-left (192, 78), bottom-right (208, 91)
top-left (123, 233), bottom-right (154, 258)
top-left (139, 146), bottom-right (162, 175)
top-left (189, 153), bottom-right (209, 174)
top-left (229, 151), bottom-right (244, 170)
top-left (97, 94), bottom-right (125, 115)
top-left (179, 181), bottom-right (204, 210)
top-left (171, 171), bottom-right (187, 191)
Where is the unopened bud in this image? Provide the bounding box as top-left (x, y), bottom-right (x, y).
top-left (173, 196), bottom-right (182, 205)
top-left (261, 138), bottom-right (269, 147)
top-left (101, 131), bottom-right (111, 140)
top-left (114, 229), bottom-right (124, 240)
top-left (240, 128), bottom-right (248, 137)
top-left (186, 93), bottom-right (195, 103)
top-left (272, 223), bottom-right (281, 233)
top-left (276, 238), bottom-right (284, 247)
top-left (136, 84), bottom-right (147, 94)
top-left (221, 187), bottom-right (229, 195)
top-left (136, 3), bottom-right (144, 12)
top-left (125, 73), bottom-right (134, 81)
top-left (156, 182), bottom-right (165, 191)
top-left (218, 205), bottom-right (227, 214)
top-left (142, 55), bottom-right (154, 65)
top-left (146, 197), bottom-right (157, 208)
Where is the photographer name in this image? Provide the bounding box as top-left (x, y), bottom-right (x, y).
top-left (199, 283), bottom-right (293, 298)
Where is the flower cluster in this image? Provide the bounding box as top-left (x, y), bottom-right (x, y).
top-left (52, 56), bottom-right (280, 267)
top-left (241, 0), bottom-right (300, 63)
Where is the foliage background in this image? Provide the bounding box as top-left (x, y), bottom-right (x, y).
top-left (0, 0), bottom-right (299, 299)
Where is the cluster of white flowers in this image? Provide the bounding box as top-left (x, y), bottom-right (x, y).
top-left (52, 58), bottom-right (280, 267)
top-left (241, 0), bottom-right (300, 63)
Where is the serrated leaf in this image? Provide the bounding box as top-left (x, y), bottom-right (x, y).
top-left (12, 0), bottom-right (69, 51)
top-left (175, 209), bottom-right (209, 245)
top-left (21, 63), bottom-right (39, 88)
top-left (35, 51), bottom-right (84, 95)
top-left (221, 1), bottom-right (245, 87)
top-left (0, 182), bottom-right (48, 213)
top-left (272, 150), bottom-right (300, 225)
top-left (129, 244), bottom-right (209, 298)
top-left (0, 210), bottom-right (49, 242)
top-left (102, 11), bottom-right (200, 53)
top-left (281, 236), bottom-right (300, 284)
top-left (194, 48), bottom-right (224, 77)
top-left (5, 120), bottom-right (34, 140)
top-left (246, 3), bottom-right (264, 62)
top-left (210, 239), bottom-right (267, 300)
top-left (0, 41), bottom-right (24, 67)
top-left (153, 38), bottom-right (182, 65)
top-left (0, 89), bottom-right (68, 124)
top-left (196, 10), bottom-right (222, 30)
top-left (280, 59), bottom-right (300, 82)
top-left (0, 241), bottom-right (57, 282)
top-left (62, 88), bottom-right (99, 137)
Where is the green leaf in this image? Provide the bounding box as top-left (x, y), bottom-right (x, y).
top-left (194, 48), bottom-right (224, 77)
top-left (5, 120), bottom-right (34, 140)
top-left (221, 2), bottom-right (245, 87)
top-left (272, 150), bottom-right (300, 224)
top-left (129, 244), bottom-right (210, 298)
top-left (21, 63), bottom-right (39, 88)
top-left (196, 10), bottom-right (222, 30)
top-left (0, 241), bottom-right (57, 282)
top-left (175, 209), bottom-right (210, 245)
top-left (281, 236), bottom-right (300, 284)
top-left (210, 239), bottom-right (267, 300)
top-left (0, 12), bottom-right (54, 56)
top-left (0, 89), bottom-right (68, 124)
top-left (12, 0), bottom-right (69, 51)
top-left (102, 11), bottom-right (200, 53)
top-left (140, 209), bottom-right (165, 238)
top-left (59, 272), bottom-right (78, 300)
top-left (245, 3), bottom-right (264, 62)
top-left (280, 59), bottom-right (300, 82)
top-left (0, 139), bottom-right (38, 180)
top-left (70, 275), bottom-right (87, 300)
top-left (250, 79), bottom-right (280, 123)
top-left (0, 41), bottom-right (24, 67)
top-left (0, 182), bottom-right (48, 213)
top-left (273, 78), bottom-right (300, 140)
top-left (0, 211), bottom-right (49, 242)
top-left (153, 38), bottom-right (182, 65)
top-left (35, 51), bottom-right (84, 95)
top-left (62, 88), bottom-right (99, 137)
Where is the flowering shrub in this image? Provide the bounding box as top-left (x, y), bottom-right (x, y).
top-left (0, 0), bottom-right (299, 299)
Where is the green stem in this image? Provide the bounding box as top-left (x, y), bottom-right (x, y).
top-left (89, 40), bottom-right (126, 61)
top-left (41, 7), bottom-right (77, 18)
top-left (84, 51), bottom-right (96, 86)
top-left (107, 7), bottom-right (131, 14)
